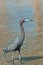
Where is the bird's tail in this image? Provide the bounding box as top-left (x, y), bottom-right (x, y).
top-left (3, 47), bottom-right (7, 56)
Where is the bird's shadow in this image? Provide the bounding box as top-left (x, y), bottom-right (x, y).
top-left (15, 56), bottom-right (43, 61)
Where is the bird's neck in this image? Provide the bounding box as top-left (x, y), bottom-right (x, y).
top-left (20, 24), bottom-right (25, 39)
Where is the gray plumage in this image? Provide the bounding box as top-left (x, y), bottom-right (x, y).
top-left (3, 36), bottom-right (24, 53)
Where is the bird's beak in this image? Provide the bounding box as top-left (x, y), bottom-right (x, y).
top-left (24, 18), bottom-right (33, 22)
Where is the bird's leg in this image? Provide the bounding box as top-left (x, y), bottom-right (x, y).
top-left (19, 54), bottom-right (21, 61)
top-left (12, 52), bottom-right (15, 65)
top-left (18, 50), bottom-right (23, 64)
top-left (18, 50), bottom-right (21, 61)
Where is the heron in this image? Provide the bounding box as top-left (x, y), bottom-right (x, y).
top-left (3, 18), bottom-right (32, 65)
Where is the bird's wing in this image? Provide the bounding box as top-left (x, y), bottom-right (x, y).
top-left (7, 37), bottom-right (20, 51)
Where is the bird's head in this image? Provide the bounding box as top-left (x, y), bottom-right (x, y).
top-left (19, 18), bottom-right (25, 25)
top-left (19, 18), bottom-right (33, 25)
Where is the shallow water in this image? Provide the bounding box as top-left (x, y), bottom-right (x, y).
top-left (0, 0), bottom-right (43, 35)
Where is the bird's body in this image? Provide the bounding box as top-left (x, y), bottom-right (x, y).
top-left (3, 35), bottom-right (24, 53)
